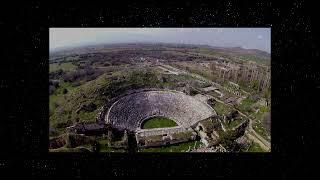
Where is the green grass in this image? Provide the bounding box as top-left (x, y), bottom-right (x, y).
top-left (54, 81), bottom-right (76, 94)
top-left (77, 111), bottom-right (97, 123)
top-left (48, 67), bottom-right (213, 137)
top-left (208, 91), bottom-right (222, 98)
top-left (236, 98), bottom-right (271, 141)
top-left (162, 50), bottom-right (191, 56)
top-left (139, 140), bottom-right (202, 152)
top-left (142, 117), bottom-right (178, 129)
top-left (49, 94), bottom-right (60, 113)
top-left (252, 121), bottom-right (270, 141)
top-left (50, 62), bottom-right (77, 73)
top-left (227, 119), bottom-right (245, 129)
top-left (212, 101), bottom-right (232, 115)
top-left (250, 105), bottom-right (269, 119)
top-left (49, 69), bottom-right (166, 135)
top-left (259, 106), bottom-right (269, 114)
top-left (218, 130), bottom-right (238, 149)
top-left (97, 138), bottom-right (126, 152)
top-left (249, 105), bottom-right (271, 141)
top-left (192, 48), bottom-right (219, 57)
top-left (248, 142), bottom-right (265, 152)
top-left (49, 74), bottom-right (110, 132)
top-left (49, 81), bottom-right (76, 113)
top-left (235, 97), bottom-right (256, 114)
top-left (238, 55), bottom-right (270, 65)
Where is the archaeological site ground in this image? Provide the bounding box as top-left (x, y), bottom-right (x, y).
top-left (49, 42), bottom-right (271, 152)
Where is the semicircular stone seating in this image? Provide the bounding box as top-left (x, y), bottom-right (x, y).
top-left (106, 90), bottom-right (216, 132)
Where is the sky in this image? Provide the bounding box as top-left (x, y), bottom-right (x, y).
top-left (50, 28), bottom-right (271, 53)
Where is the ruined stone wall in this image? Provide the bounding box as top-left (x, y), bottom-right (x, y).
top-left (49, 133), bottom-right (95, 149)
top-left (136, 127), bottom-right (197, 148)
top-left (95, 105), bottom-right (107, 124)
top-left (66, 122), bottom-right (107, 135)
top-left (232, 119), bottom-right (249, 137)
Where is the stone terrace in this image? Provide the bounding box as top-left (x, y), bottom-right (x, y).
top-left (106, 90), bottom-right (216, 132)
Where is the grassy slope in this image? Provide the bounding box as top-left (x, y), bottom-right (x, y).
top-left (49, 81), bottom-right (76, 113)
top-left (49, 62), bottom-right (77, 72)
top-left (227, 119), bottom-right (246, 129)
top-left (142, 117), bottom-right (178, 129)
top-left (212, 101), bottom-right (232, 116)
top-left (189, 47), bottom-right (270, 66)
top-left (235, 97), bottom-right (271, 141)
top-left (251, 106), bottom-right (271, 141)
top-left (235, 97), bottom-right (256, 113)
top-left (162, 50), bottom-right (191, 56)
top-left (49, 68), bottom-right (165, 135)
top-left (190, 48), bottom-right (220, 57)
top-left (238, 55), bottom-right (270, 65)
top-left (50, 74), bottom-right (109, 130)
top-left (248, 142), bottom-right (266, 152)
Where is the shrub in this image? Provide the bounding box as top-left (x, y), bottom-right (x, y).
top-left (53, 102), bottom-right (59, 108)
top-left (103, 62), bottom-right (111, 66)
top-left (63, 88), bottom-right (68, 94)
top-left (55, 122), bottom-right (69, 129)
top-left (190, 88), bottom-right (199, 95)
top-left (218, 130), bottom-right (238, 150)
top-left (49, 69), bottom-right (65, 79)
top-left (49, 85), bottom-right (56, 95)
top-left (62, 67), bottom-right (103, 83)
top-left (71, 81), bottom-right (81, 87)
top-left (207, 98), bottom-right (216, 106)
top-left (82, 103), bottom-right (97, 112)
top-left (65, 133), bottom-right (95, 148)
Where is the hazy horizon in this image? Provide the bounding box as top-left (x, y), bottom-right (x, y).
top-left (50, 28), bottom-right (271, 53)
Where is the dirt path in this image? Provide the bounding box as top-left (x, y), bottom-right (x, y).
top-left (157, 65), bottom-right (180, 75)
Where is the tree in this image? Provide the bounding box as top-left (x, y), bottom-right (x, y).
top-left (53, 102), bottom-right (59, 108)
top-left (92, 141), bottom-right (100, 153)
top-left (63, 88), bottom-right (68, 94)
top-left (250, 80), bottom-right (259, 91)
top-left (262, 88), bottom-right (271, 105)
top-left (218, 130), bottom-right (238, 150)
top-left (49, 85), bottom-right (56, 95)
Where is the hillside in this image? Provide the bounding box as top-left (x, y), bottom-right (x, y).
top-left (50, 43), bottom-right (271, 65)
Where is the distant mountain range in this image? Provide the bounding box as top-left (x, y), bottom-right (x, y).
top-left (210, 46), bottom-right (270, 59)
top-left (50, 42), bottom-right (270, 61)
